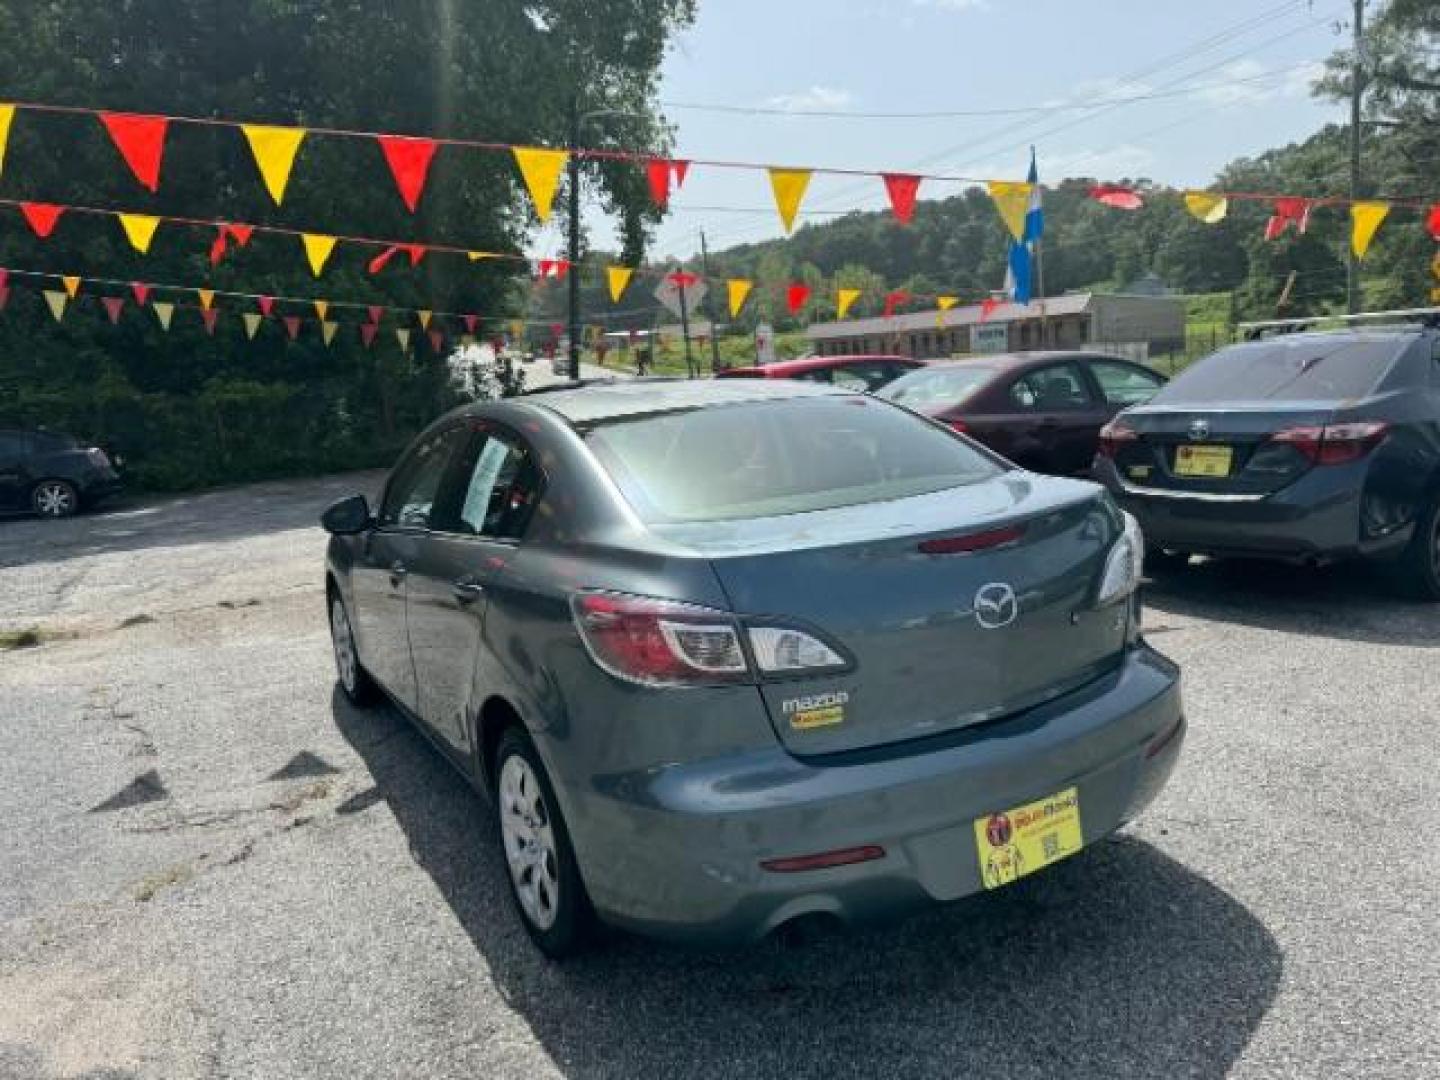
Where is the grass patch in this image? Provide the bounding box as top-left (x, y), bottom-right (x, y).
top-left (0, 628), bottom-right (43, 651)
top-left (132, 862), bottom-right (195, 902)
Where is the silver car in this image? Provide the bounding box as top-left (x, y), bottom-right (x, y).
top-left (322, 379), bottom-right (1184, 956)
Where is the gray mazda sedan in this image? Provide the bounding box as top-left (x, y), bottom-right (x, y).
top-left (322, 379), bottom-right (1184, 956)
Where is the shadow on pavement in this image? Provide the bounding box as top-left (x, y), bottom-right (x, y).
top-left (334, 689), bottom-right (1282, 1080)
top-left (0, 471), bottom-right (386, 567)
top-left (1143, 556), bottom-right (1440, 647)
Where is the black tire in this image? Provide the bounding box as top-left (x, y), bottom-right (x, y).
top-left (1389, 495), bottom-right (1440, 601)
top-left (31, 479), bottom-right (79, 519)
top-left (1144, 548), bottom-right (1191, 575)
top-left (493, 727), bottom-right (594, 959)
top-left (328, 593), bottom-right (379, 706)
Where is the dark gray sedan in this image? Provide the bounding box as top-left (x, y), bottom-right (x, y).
top-left (322, 379), bottom-right (1184, 956)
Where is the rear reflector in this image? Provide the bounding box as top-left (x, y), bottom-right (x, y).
top-left (760, 845), bottom-right (885, 873)
top-left (919, 524), bottom-right (1025, 555)
top-left (1146, 716), bottom-right (1184, 759)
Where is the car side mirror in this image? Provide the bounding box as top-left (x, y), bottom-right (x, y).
top-left (321, 494), bottom-right (373, 536)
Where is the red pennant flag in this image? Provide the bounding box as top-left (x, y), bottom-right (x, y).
top-left (102, 297), bottom-right (126, 324)
top-left (367, 305), bottom-right (383, 324)
top-left (210, 223), bottom-right (256, 266)
top-left (99, 113), bottom-right (169, 192)
top-left (209, 229), bottom-right (228, 266)
top-left (786, 283), bottom-right (811, 315)
top-left (202, 308), bottom-right (219, 335)
top-left (377, 136), bottom-right (439, 213)
top-left (406, 244), bottom-right (426, 267)
top-left (428, 329), bottom-right (444, 354)
top-left (0, 286), bottom-right (9, 312)
top-left (647, 159), bottom-right (673, 208)
top-left (131, 282), bottom-right (151, 307)
top-left (227, 223), bottom-right (255, 246)
top-left (980, 297), bottom-right (1000, 322)
top-left (21, 203), bottom-right (65, 239)
top-left (283, 315), bottom-right (301, 340)
top-left (673, 160), bottom-right (690, 188)
top-left (1265, 197), bottom-right (1313, 241)
top-left (463, 314), bottom-right (479, 335)
top-left (360, 322), bottom-right (379, 348)
top-left (883, 174), bottom-right (922, 225)
top-left (883, 290), bottom-right (910, 318)
top-left (0, 270), bottom-right (8, 291)
top-left (550, 322), bottom-right (563, 340)
top-left (1090, 184), bottom-right (1144, 211)
top-left (537, 258), bottom-right (569, 280)
top-left (258, 296), bottom-right (275, 317)
top-left (1427, 205), bottom-right (1440, 241)
top-left (669, 271), bottom-right (700, 289)
top-left (369, 245), bottom-right (427, 274)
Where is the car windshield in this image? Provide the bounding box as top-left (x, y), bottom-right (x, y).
top-left (877, 364), bottom-right (996, 410)
top-left (1151, 337), bottom-right (1406, 404)
top-left (584, 395), bottom-right (1003, 523)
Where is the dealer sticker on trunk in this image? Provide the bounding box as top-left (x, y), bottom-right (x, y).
top-left (974, 787), bottom-right (1083, 889)
top-left (783, 691), bottom-right (848, 730)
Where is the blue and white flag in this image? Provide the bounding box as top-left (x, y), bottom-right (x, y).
top-left (1005, 148), bottom-right (1043, 305)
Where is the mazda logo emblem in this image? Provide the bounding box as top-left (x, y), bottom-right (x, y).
top-left (973, 582), bottom-right (1019, 630)
top-left (1188, 418), bottom-right (1211, 440)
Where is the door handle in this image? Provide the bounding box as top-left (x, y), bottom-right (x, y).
top-left (389, 561), bottom-right (408, 588)
top-left (452, 579), bottom-right (485, 605)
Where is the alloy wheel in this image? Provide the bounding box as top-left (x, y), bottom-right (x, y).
top-left (33, 481), bottom-right (76, 518)
top-left (499, 755), bottom-right (560, 931)
top-left (330, 599), bottom-right (358, 694)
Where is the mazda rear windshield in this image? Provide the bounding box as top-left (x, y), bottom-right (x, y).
top-left (584, 395), bottom-right (1003, 523)
top-left (1151, 337), bottom-right (1406, 404)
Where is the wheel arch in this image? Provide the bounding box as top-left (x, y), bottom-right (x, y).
top-left (475, 695), bottom-right (525, 790)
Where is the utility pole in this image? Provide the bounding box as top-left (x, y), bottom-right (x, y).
top-left (699, 231), bottom-right (722, 374)
top-left (1347, 0), bottom-right (1366, 315)
top-left (566, 101), bottom-right (583, 380)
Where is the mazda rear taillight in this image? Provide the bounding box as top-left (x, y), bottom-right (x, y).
top-left (1271, 422), bottom-right (1389, 466)
top-left (571, 592), bottom-right (849, 687)
top-left (1097, 420), bottom-right (1137, 458)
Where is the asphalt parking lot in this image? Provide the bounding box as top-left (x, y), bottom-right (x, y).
top-left (1, 475), bottom-right (1437, 1080)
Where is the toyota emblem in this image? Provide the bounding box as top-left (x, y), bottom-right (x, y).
top-left (1188, 418), bottom-right (1211, 440)
top-left (973, 582), bottom-right (1019, 630)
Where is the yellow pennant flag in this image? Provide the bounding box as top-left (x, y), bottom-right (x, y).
top-left (512, 147), bottom-right (568, 223)
top-left (118, 213), bottom-right (161, 254)
top-left (468, 251), bottom-right (498, 262)
top-left (0, 104), bottom-right (14, 179)
top-left (243, 312), bottom-right (263, 340)
top-left (936, 295), bottom-right (959, 328)
top-left (836, 287), bottom-right (862, 320)
top-left (396, 328), bottom-right (411, 350)
top-left (198, 288), bottom-right (215, 311)
top-left (43, 290), bottom-right (67, 322)
top-left (510, 319), bottom-right (524, 341)
top-left (988, 181), bottom-right (1034, 241)
top-left (322, 320), bottom-right (339, 347)
top-left (62, 275), bottom-right (81, 299)
top-left (314, 300), bottom-right (329, 320)
top-left (153, 301), bottom-right (174, 331)
top-left (727, 279), bottom-right (753, 318)
top-left (606, 266), bottom-right (634, 304)
top-left (1351, 201), bottom-right (1389, 259)
top-left (417, 310), bottom-right (432, 331)
top-left (769, 168), bottom-right (812, 234)
top-left (242, 124), bottom-right (307, 206)
top-left (302, 234), bottom-right (337, 277)
top-left (1183, 191), bottom-right (1229, 224)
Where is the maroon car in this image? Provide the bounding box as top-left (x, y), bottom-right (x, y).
top-left (716, 354), bottom-right (923, 391)
top-left (878, 352), bottom-right (1167, 476)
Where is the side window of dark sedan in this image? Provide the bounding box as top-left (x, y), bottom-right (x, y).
top-left (379, 426), bottom-right (470, 529)
top-left (1009, 362), bottom-right (1094, 411)
top-left (1089, 360), bottom-right (1165, 406)
top-left (456, 432), bottom-right (543, 541)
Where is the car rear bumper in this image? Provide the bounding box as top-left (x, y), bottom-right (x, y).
top-left (1094, 458), bottom-right (1407, 560)
top-left (559, 644), bottom-right (1183, 946)
top-left (82, 473), bottom-right (124, 504)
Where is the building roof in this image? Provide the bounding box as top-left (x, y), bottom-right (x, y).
top-left (807, 293), bottom-right (1095, 341)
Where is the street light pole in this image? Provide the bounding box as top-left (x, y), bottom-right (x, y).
top-left (567, 101), bottom-right (583, 380)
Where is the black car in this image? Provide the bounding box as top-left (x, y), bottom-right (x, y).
top-left (1092, 324), bottom-right (1440, 598)
top-left (0, 428), bottom-right (123, 518)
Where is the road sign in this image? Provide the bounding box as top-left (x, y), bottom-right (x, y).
top-left (654, 275), bottom-right (707, 319)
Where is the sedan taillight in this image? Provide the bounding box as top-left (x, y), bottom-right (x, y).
top-left (1097, 420), bottom-right (1137, 458)
top-left (87, 447), bottom-right (112, 469)
top-left (1270, 422), bottom-right (1389, 466)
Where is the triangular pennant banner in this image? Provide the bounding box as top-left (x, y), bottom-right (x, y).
top-left (377, 136), bottom-right (439, 213)
top-left (883, 290), bottom-right (910, 319)
top-left (241, 124), bottom-right (307, 205)
top-left (786, 282), bottom-right (811, 315)
top-left (302, 233), bottom-right (338, 277)
top-left (396, 328), bottom-right (411, 350)
top-left (21, 202), bottom-right (64, 239)
top-left (669, 271), bottom-right (700, 289)
top-left (283, 315), bottom-right (301, 340)
top-left (1090, 184), bottom-right (1144, 211)
top-left (727, 279), bottom-right (753, 318)
top-left (99, 113), bottom-right (169, 192)
top-left (314, 300), bottom-right (329, 320)
top-left (153, 301), bottom-right (174, 331)
top-left (883, 174), bottom-right (922, 225)
top-left (512, 147), bottom-right (567, 223)
top-left (0, 286), bottom-right (9, 311)
top-left (937, 295), bottom-right (959, 312)
top-left (1351, 201), bottom-right (1389, 259)
top-left (62, 275), bottom-right (81, 299)
top-left (536, 258), bottom-right (569, 280)
top-left (360, 322), bottom-right (379, 348)
top-left (368, 244), bottom-right (424, 275)
top-left (131, 282), bottom-right (151, 307)
top-left (428, 329), bottom-right (444, 354)
top-left (243, 312), bottom-right (263, 339)
top-left (980, 297), bottom-right (1001, 322)
top-left (988, 181), bottom-right (1034, 241)
top-left (1184, 191), bottom-right (1228, 224)
top-left (367, 305), bottom-right (383, 324)
top-left (198, 288), bottom-right (215, 311)
top-left (769, 169), bottom-right (812, 234)
top-left (322, 320), bottom-right (339, 346)
top-left (607, 266), bottom-right (634, 303)
top-left (836, 287), bottom-right (861, 320)
top-left (463, 314), bottom-right (479, 335)
top-left (418, 310), bottom-right (433, 331)
top-left (102, 296), bottom-right (125, 324)
top-left (201, 308), bottom-right (219, 335)
top-left (258, 296), bottom-right (275, 317)
top-left (43, 290), bottom-right (67, 322)
top-left (0, 104), bottom-right (14, 179)
top-left (1427, 205), bottom-right (1440, 242)
top-left (647, 158), bottom-right (674, 208)
top-left (227, 223), bottom-right (254, 246)
top-left (118, 213), bottom-right (161, 254)
top-left (673, 160), bottom-right (690, 188)
top-left (1265, 197), bottom-right (1312, 241)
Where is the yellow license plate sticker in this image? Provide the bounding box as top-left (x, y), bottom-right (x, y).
top-left (974, 787), bottom-right (1083, 889)
top-left (1174, 444), bottom-right (1232, 477)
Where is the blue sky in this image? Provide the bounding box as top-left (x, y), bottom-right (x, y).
top-left (607, 0), bottom-right (1351, 258)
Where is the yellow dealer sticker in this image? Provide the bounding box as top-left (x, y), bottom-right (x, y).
top-left (783, 691), bottom-right (848, 731)
top-left (974, 787), bottom-right (1083, 889)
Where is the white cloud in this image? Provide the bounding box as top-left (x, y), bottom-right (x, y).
top-left (912, 0), bottom-right (989, 9)
top-left (764, 85), bottom-right (855, 112)
top-left (961, 144), bottom-right (1157, 182)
